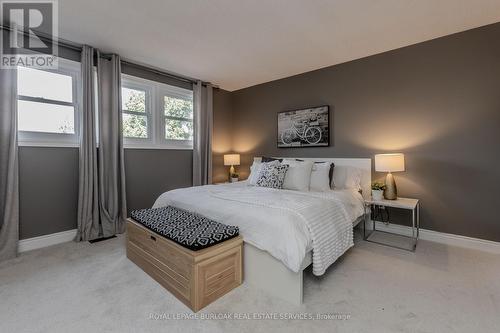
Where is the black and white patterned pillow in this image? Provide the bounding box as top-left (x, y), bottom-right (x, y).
top-left (256, 162), bottom-right (289, 189)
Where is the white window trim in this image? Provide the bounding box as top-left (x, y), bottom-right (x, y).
top-left (18, 58), bottom-right (82, 148)
top-left (122, 74), bottom-right (194, 150)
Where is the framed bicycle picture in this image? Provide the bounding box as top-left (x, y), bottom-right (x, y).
top-left (277, 105), bottom-right (329, 148)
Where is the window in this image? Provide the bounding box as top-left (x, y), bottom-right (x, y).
top-left (121, 74), bottom-right (194, 149)
top-left (15, 60), bottom-right (192, 149)
top-left (121, 86), bottom-right (150, 139)
top-left (163, 91), bottom-right (194, 141)
top-left (17, 58), bottom-right (81, 146)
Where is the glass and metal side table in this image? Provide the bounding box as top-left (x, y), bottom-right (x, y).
top-left (364, 197), bottom-right (420, 251)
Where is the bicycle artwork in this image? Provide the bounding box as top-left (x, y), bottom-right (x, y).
top-left (277, 105), bottom-right (329, 148)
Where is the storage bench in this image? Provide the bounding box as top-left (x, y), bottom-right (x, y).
top-left (126, 218), bottom-right (243, 312)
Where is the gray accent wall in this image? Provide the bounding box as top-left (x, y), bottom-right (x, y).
top-left (230, 23), bottom-right (500, 242)
top-left (212, 89), bottom-right (233, 183)
top-left (121, 63), bottom-right (193, 90)
top-left (19, 147), bottom-right (79, 239)
top-left (124, 149), bottom-right (192, 211)
top-left (18, 147), bottom-right (193, 239)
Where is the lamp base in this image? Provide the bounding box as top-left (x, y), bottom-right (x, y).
top-left (384, 172), bottom-right (397, 200)
top-left (228, 165), bottom-right (235, 182)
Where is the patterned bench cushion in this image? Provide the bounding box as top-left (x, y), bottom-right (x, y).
top-left (130, 206), bottom-right (239, 251)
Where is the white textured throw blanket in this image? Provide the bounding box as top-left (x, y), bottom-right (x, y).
top-left (153, 182), bottom-right (364, 275)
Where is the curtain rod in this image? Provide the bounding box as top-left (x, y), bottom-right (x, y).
top-left (120, 59), bottom-right (217, 88)
top-left (0, 25), bottom-right (216, 88)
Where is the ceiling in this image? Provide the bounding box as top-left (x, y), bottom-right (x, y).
top-left (58, 0), bottom-right (500, 91)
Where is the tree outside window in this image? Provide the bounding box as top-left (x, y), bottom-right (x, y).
top-left (122, 88), bottom-right (148, 138)
top-left (164, 96), bottom-right (193, 140)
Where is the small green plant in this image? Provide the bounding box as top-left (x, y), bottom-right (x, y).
top-left (371, 182), bottom-right (386, 191)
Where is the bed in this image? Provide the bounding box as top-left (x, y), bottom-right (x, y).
top-left (153, 157), bottom-right (371, 305)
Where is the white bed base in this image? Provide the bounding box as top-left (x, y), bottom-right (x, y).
top-left (243, 157), bottom-right (371, 305)
top-left (244, 243), bottom-right (311, 305)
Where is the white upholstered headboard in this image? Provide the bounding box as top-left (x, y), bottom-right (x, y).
top-left (254, 157), bottom-right (372, 199)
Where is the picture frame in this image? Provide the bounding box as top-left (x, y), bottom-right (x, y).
top-left (277, 105), bottom-right (330, 148)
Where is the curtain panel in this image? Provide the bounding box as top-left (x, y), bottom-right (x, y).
top-left (77, 46), bottom-right (127, 241)
top-left (77, 45), bottom-right (100, 241)
top-left (193, 81), bottom-right (213, 186)
top-left (0, 65), bottom-right (19, 261)
top-left (97, 54), bottom-right (127, 237)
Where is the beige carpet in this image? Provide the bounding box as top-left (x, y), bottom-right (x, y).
top-left (1, 232), bottom-right (499, 333)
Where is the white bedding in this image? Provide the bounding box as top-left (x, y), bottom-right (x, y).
top-left (153, 181), bottom-right (364, 275)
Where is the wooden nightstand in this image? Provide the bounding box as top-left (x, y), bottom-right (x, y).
top-left (363, 197), bottom-right (420, 251)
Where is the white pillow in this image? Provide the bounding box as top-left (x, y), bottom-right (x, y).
top-left (309, 162), bottom-right (332, 192)
top-left (281, 159), bottom-right (313, 191)
top-left (248, 160), bottom-right (280, 185)
top-left (247, 160), bottom-right (262, 185)
top-left (332, 165), bottom-right (362, 190)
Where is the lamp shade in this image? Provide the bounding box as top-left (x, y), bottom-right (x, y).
top-left (223, 154), bottom-right (240, 166)
top-left (375, 153), bottom-right (405, 172)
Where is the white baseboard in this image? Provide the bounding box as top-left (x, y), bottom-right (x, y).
top-left (18, 229), bottom-right (77, 253)
top-left (364, 221), bottom-right (500, 254)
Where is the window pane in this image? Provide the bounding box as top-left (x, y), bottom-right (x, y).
top-left (165, 118), bottom-right (193, 140)
top-left (164, 96), bottom-right (193, 119)
top-left (17, 66), bottom-right (73, 103)
top-left (123, 113), bottom-right (148, 138)
top-left (122, 87), bottom-right (145, 113)
top-left (18, 100), bottom-right (75, 134)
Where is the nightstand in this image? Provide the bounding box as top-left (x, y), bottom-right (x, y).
top-left (213, 180), bottom-right (241, 185)
top-left (363, 197), bottom-right (420, 251)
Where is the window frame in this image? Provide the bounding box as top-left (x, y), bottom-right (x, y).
top-left (17, 58), bottom-right (82, 147)
top-left (121, 74), bottom-right (194, 150)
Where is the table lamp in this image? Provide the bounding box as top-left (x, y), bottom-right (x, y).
top-left (223, 154), bottom-right (240, 182)
top-left (375, 153), bottom-right (405, 200)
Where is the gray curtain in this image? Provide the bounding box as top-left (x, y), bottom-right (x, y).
top-left (97, 54), bottom-right (127, 237)
top-left (0, 66), bottom-right (19, 261)
top-left (77, 46), bottom-right (127, 241)
top-left (77, 45), bottom-right (99, 241)
top-left (193, 81), bottom-right (213, 186)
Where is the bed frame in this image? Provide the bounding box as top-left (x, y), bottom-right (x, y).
top-left (243, 157), bottom-right (371, 305)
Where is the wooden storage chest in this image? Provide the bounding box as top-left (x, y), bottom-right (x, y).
top-left (126, 219), bottom-right (243, 312)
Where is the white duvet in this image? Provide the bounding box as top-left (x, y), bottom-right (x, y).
top-left (153, 182), bottom-right (364, 275)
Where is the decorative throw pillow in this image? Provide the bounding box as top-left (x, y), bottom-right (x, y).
top-left (261, 156), bottom-right (283, 163)
top-left (256, 163), bottom-right (289, 189)
top-left (332, 165), bottom-right (362, 190)
top-left (296, 159), bottom-right (335, 186)
top-left (281, 159), bottom-right (313, 191)
top-left (248, 160), bottom-right (280, 185)
top-left (247, 161), bottom-right (262, 185)
top-left (309, 162), bottom-right (333, 192)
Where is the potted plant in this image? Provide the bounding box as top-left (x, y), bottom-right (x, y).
top-left (230, 173), bottom-right (239, 183)
top-left (371, 182), bottom-right (386, 201)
